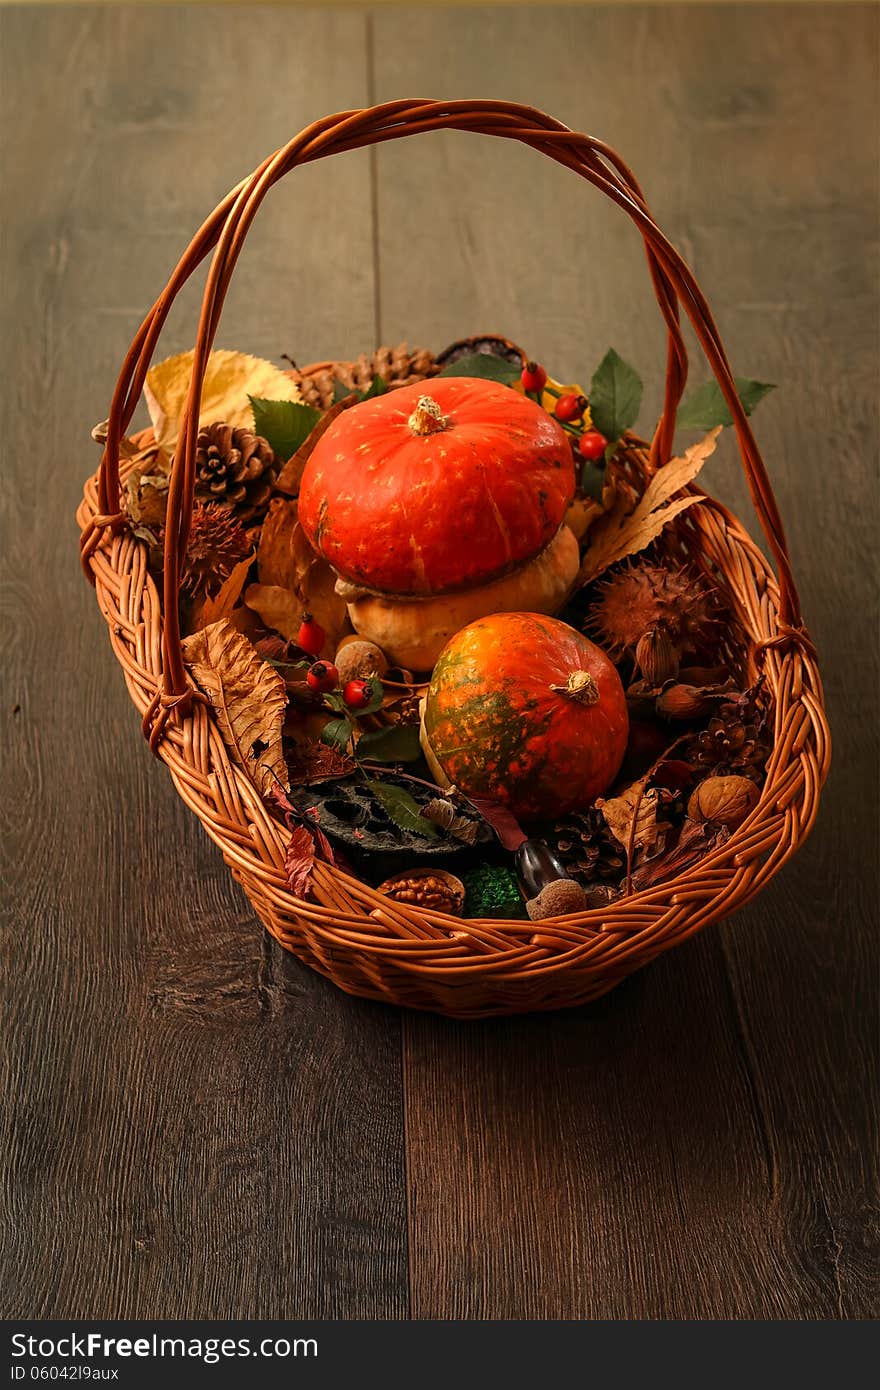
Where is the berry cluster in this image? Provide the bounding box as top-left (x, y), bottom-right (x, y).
top-left (520, 360), bottom-right (609, 467)
top-left (297, 614), bottom-right (381, 712)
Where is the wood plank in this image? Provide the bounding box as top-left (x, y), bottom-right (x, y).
top-left (0, 5), bottom-right (408, 1319)
top-left (372, 3), bottom-right (878, 1319)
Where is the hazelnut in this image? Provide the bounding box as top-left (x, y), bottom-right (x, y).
top-left (687, 775), bottom-right (760, 828)
top-left (335, 638), bottom-right (389, 684)
top-left (656, 683), bottom-right (715, 721)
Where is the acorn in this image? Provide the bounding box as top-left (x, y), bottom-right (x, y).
top-left (526, 878), bottom-right (589, 920)
top-left (687, 775), bottom-right (760, 828)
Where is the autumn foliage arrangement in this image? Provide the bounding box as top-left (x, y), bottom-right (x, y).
top-left (89, 330), bottom-right (783, 927)
top-left (78, 103), bottom-right (829, 1017)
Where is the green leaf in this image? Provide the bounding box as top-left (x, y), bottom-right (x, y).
top-left (249, 396), bottom-right (322, 461)
top-left (437, 353), bottom-right (521, 385)
top-left (332, 377), bottom-right (352, 405)
top-left (580, 460), bottom-right (606, 502)
top-left (323, 692), bottom-right (346, 713)
top-left (358, 677), bottom-right (386, 716)
top-left (361, 374), bottom-right (388, 400)
top-left (589, 348), bottom-right (643, 444)
top-left (320, 717), bottom-right (354, 750)
top-left (676, 377), bottom-right (777, 430)
top-left (367, 779), bottom-right (440, 838)
top-left (356, 724), bottom-right (423, 764)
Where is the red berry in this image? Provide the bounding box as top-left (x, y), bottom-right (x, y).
top-left (520, 360), bottom-right (547, 394)
top-left (578, 429), bottom-right (608, 461)
top-left (297, 612), bottom-right (325, 657)
top-left (343, 677), bottom-right (377, 711)
top-left (307, 660), bottom-right (339, 694)
top-left (554, 393), bottom-right (587, 423)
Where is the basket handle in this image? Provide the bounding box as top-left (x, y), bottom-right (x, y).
top-left (87, 100), bottom-right (803, 706)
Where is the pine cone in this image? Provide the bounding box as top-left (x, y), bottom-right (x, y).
top-left (550, 809), bottom-right (627, 885)
top-left (194, 422), bottom-right (278, 524)
top-left (686, 687), bottom-right (772, 782)
top-left (291, 343), bottom-right (438, 410)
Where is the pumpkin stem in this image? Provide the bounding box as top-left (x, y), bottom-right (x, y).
top-left (408, 395), bottom-right (449, 436)
top-left (550, 670), bottom-right (600, 706)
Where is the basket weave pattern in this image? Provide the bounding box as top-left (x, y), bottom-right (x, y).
top-left (78, 101), bottom-right (830, 1019)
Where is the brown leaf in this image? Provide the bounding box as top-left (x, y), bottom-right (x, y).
top-left (421, 797), bottom-right (481, 845)
top-left (245, 561), bottom-right (348, 656)
top-left (578, 429), bottom-right (721, 584)
top-left (598, 782), bottom-right (672, 853)
top-left (274, 395), bottom-right (356, 497)
top-left (630, 818), bottom-right (730, 892)
top-left (145, 349), bottom-right (302, 452)
top-left (125, 466), bottom-right (171, 527)
top-left (181, 619), bottom-right (288, 796)
top-left (467, 796), bottom-right (527, 851)
top-left (284, 824), bottom-right (316, 898)
top-left (287, 739), bottom-right (356, 784)
top-left (257, 497), bottom-right (304, 589)
top-left (190, 553), bottom-right (255, 630)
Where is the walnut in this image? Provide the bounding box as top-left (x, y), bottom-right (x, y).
top-left (378, 869), bottom-right (464, 915)
top-left (687, 775), bottom-right (760, 828)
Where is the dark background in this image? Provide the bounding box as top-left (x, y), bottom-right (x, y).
top-left (1, 4), bottom-right (877, 1319)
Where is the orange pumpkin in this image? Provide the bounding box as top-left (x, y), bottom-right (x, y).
top-left (423, 612), bottom-right (628, 820)
top-left (298, 377), bottom-right (575, 597)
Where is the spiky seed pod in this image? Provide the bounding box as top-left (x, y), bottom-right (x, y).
top-left (175, 503), bottom-right (251, 599)
top-left (589, 560), bottom-right (718, 663)
top-left (194, 422), bottom-right (278, 524)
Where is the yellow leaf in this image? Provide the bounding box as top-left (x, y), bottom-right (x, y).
top-left (242, 584), bottom-right (302, 641)
top-left (145, 349), bottom-right (302, 452)
top-left (512, 373), bottom-right (593, 430)
top-left (577, 428), bottom-right (720, 585)
top-left (181, 619), bottom-right (287, 796)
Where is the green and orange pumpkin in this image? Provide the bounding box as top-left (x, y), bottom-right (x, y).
top-left (297, 377), bottom-right (578, 668)
top-left (422, 612), bottom-right (628, 821)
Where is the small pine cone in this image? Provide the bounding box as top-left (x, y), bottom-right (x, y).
top-left (194, 423), bottom-right (278, 525)
top-left (551, 810), bottom-right (627, 885)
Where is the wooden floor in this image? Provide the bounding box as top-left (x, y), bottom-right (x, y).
top-left (2, 5), bottom-right (877, 1321)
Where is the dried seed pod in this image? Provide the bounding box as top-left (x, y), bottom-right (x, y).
top-left (656, 682), bottom-right (717, 721)
top-left (334, 638), bottom-right (389, 684)
top-left (526, 877), bottom-right (588, 920)
top-left (378, 868), bottom-right (464, 915)
top-left (687, 775), bottom-right (760, 828)
top-left (636, 628), bottom-right (679, 686)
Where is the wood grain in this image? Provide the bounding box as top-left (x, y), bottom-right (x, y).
top-left (372, 3), bottom-right (878, 1319)
top-left (1, 3), bottom-right (876, 1322)
top-left (0, 5), bottom-right (407, 1320)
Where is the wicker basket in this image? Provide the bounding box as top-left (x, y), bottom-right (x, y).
top-left (77, 101), bottom-right (830, 1019)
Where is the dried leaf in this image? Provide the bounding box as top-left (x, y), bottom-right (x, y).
top-left (125, 466), bottom-right (171, 527)
top-left (598, 783), bottom-right (671, 853)
top-left (191, 553), bottom-right (255, 630)
top-left (181, 619), bottom-right (287, 795)
top-left (287, 739), bottom-right (356, 784)
top-left (578, 429), bottom-right (721, 585)
top-left (257, 497), bottom-right (303, 589)
top-left (246, 546), bottom-right (348, 654)
top-left (630, 818), bottom-right (730, 892)
top-left (421, 798), bottom-right (480, 845)
top-left (274, 396), bottom-right (356, 496)
top-left (284, 824), bottom-right (316, 899)
top-left (467, 796), bottom-right (527, 852)
top-left (145, 349), bottom-right (302, 452)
